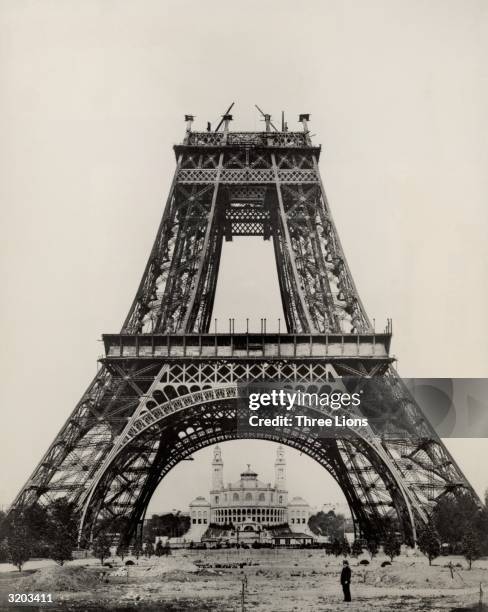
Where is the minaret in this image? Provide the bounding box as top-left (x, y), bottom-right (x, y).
top-left (274, 445), bottom-right (286, 490)
top-left (211, 445), bottom-right (224, 491)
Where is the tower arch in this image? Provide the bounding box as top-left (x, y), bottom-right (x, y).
top-left (75, 389), bottom-right (421, 546)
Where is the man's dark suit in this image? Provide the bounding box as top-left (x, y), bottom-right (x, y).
top-left (340, 565), bottom-right (352, 602)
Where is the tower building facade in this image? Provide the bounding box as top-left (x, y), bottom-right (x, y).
top-left (211, 445), bottom-right (224, 491)
top-left (274, 445), bottom-right (286, 491)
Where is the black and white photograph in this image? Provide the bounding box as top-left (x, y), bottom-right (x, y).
top-left (0, 1), bottom-right (487, 610)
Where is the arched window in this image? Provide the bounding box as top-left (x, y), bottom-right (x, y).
top-left (279, 495), bottom-right (283, 504)
top-left (245, 492), bottom-right (252, 501)
top-left (258, 493), bottom-right (265, 501)
top-left (214, 495), bottom-right (219, 504)
top-left (233, 492), bottom-right (239, 501)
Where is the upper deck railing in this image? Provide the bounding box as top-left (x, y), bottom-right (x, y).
top-left (184, 131), bottom-right (311, 148)
top-left (102, 332), bottom-right (392, 360)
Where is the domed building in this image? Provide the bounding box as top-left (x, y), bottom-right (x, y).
top-left (188, 445), bottom-right (315, 544)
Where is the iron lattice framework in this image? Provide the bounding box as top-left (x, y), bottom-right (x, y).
top-left (10, 111), bottom-right (477, 545)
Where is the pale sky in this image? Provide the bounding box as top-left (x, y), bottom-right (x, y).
top-left (0, 0), bottom-right (487, 514)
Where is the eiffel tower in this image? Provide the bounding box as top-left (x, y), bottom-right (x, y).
top-left (10, 106), bottom-right (477, 545)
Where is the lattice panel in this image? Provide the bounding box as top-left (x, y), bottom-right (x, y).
top-left (177, 168), bottom-right (318, 184)
top-left (185, 131), bottom-right (309, 147)
top-left (225, 203), bottom-right (270, 236)
top-left (177, 168), bottom-right (218, 183)
top-left (221, 168), bottom-right (274, 183)
top-left (278, 169), bottom-right (317, 183)
top-left (155, 360), bottom-right (345, 384)
top-left (228, 185), bottom-right (267, 201)
top-left (187, 133), bottom-right (224, 146)
top-left (231, 221), bottom-right (265, 235)
top-left (264, 133), bottom-right (308, 147)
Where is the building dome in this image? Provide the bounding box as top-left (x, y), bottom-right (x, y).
top-left (288, 496), bottom-right (309, 506)
top-left (240, 464), bottom-right (258, 478)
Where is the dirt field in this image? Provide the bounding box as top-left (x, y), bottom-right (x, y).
top-left (0, 549), bottom-right (486, 611)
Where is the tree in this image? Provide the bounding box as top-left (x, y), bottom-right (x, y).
top-left (462, 529), bottom-right (481, 570)
top-left (351, 540), bottom-right (363, 557)
top-left (92, 532), bottom-right (111, 565)
top-left (2, 510), bottom-right (35, 572)
top-left (7, 521), bottom-right (32, 572)
top-left (155, 540), bottom-right (164, 557)
top-left (1, 502), bottom-right (80, 568)
top-left (145, 541), bottom-right (154, 558)
top-left (144, 513), bottom-right (191, 541)
top-left (475, 499), bottom-right (488, 556)
top-left (383, 531), bottom-right (401, 562)
top-left (24, 504), bottom-right (50, 557)
top-left (417, 523), bottom-right (441, 566)
top-left (342, 537), bottom-right (351, 557)
top-left (49, 535), bottom-right (74, 567)
top-left (433, 493), bottom-right (478, 548)
top-left (0, 538), bottom-right (8, 564)
top-left (432, 492), bottom-right (488, 556)
top-left (45, 498), bottom-right (78, 566)
top-left (0, 512), bottom-right (8, 562)
top-left (308, 511), bottom-right (346, 540)
top-left (116, 543), bottom-right (128, 561)
top-left (366, 539), bottom-right (378, 560)
top-left (11, 504), bottom-right (49, 559)
top-left (331, 537), bottom-right (342, 556)
top-left (132, 540), bottom-right (142, 560)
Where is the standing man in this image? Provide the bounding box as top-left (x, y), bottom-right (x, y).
top-left (340, 559), bottom-right (352, 602)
